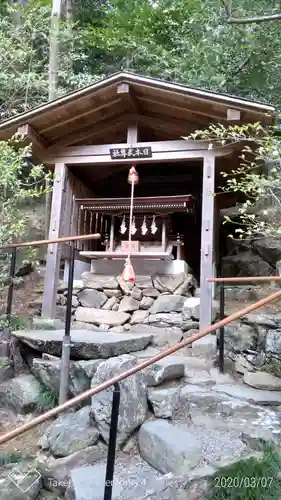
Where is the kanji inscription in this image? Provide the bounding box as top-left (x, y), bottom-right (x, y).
top-left (110, 147), bottom-right (152, 159)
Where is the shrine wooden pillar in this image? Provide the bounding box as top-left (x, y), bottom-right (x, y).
top-left (212, 199), bottom-right (220, 298)
top-left (42, 163), bottom-right (67, 318)
top-left (199, 153), bottom-right (215, 330)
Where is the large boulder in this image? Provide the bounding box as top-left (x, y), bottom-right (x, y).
top-left (119, 296), bottom-right (139, 313)
top-left (266, 329), bottom-right (281, 357)
top-left (221, 250), bottom-right (274, 277)
top-left (252, 237), bottom-right (281, 266)
top-left (75, 359), bottom-right (103, 378)
top-left (41, 442), bottom-right (107, 492)
top-left (138, 420), bottom-right (202, 474)
top-left (144, 356), bottom-right (185, 386)
top-left (148, 387), bottom-right (180, 418)
top-left (104, 289), bottom-right (122, 298)
top-left (0, 374), bottom-right (42, 413)
top-left (148, 312), bottom-right (185, 329)
top-left (90, 355), bottom-right (147, 446)
top-left (243, 371), bottom-right (281, 391)
top-left (173, 275), bottom-right (197, 296)
top-left (223, 322), bottom-right (257, 353)
top-left (129, 324), bottom-right (182, 347)
top-left (39, 406), bottom-right (99, 457)
top-left (150, 295), bottom-right (186, 314)
top-left (130, 310), bottom-right (149, 325)
top-left (102, 296), bottom-right (118, 310)
top-left (81, 273), bottom-right (118, 289)
top-left (192, 335), bottom-right (217, 356)
top-left (12, 330), bottom-right (153, 359)
top-left (179, 384), bottom-right (281, 441)
top-left (134, 275), bottom-right (153, 289)
top-left (0, 357), bottom-right (13, 382)
top-left (142, 288), bottom-right (160, 298)
top-left (213, 383), bottom-right (281, 406)
top-left (182, 297), bottom-right (200, 320)
top-left (153, 274), bottom-right (186, 293)
top-left (244, 313), bottom-right (281, 330)
top-left (40, 444), bottom-right (107, 493)
top-left (75, 307), bottom-right (130, 326)
top-left (139, 297), bottom-right (154, 310)
top-left (129, 287), bottom-right (141, 301)
top-left (77, 289), bottom-right (107, 308)
top-left (32, 358), bottom-right (90, 398)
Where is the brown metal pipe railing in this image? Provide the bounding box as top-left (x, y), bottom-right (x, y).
top-left (1, 287), bottom-right (281, 446)
top-left (208, 277), bottom-right (281, 282)
top-left (0, 233), bottom-right (101, 250)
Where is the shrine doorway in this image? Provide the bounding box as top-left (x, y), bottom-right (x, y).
top-left (70, 159), bottom-right (203, 280)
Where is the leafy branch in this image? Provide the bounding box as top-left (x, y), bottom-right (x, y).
top-left (220, 0), bottom-right (281, 24)
top-left (186, 122), bottom-right (281, 239)
top-left (0, 137), bottom-right (51, 285)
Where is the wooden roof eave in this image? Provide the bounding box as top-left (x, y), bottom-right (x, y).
top-left (0, 72), bottom-right (275, 144)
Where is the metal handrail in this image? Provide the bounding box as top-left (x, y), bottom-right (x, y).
top-left (208, 275), bottom-right (281, 373)
top-left (1, 286), bottom-right (281, 446)
top-left (0, 232), bottom-right (101, 250)
top-left (1, 232), bottom-right (101, 404)
top-left (209, 277), bottom-right (281, 282)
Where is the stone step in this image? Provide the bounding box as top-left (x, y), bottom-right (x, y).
top-left (191, 334), bottom-right (217, 357)
top-left (64, 458), bottom-right (186, 500)
top-left (178, 383), bottom-right (281, 439)
top-left (12, 330), bottom-right (153, 360)
top-left (138, 420), bottom-right (203, 474)
top-left (213, 382), bottom-right (281, 406)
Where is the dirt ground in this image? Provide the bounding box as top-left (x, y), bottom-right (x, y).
top-left (0, 270), bottom-right (45, 318)
top-left (0, 403), bottom-right (53, 459)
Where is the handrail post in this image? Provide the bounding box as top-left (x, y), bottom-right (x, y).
top-left (1, 247), bottom-right (17, 357)
top-left (59, 244), bottom-right (75, 405)
top-left (103, 383), bottom-right (120, 500)
top-left (6, 247), bottom-right (17, 320)
top-left (219, 283), bottom-right (225, 373)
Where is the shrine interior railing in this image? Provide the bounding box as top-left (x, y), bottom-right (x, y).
top-left (1, 245), bottom-right (281, 500)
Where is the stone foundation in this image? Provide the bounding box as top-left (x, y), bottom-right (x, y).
top-left (57, 271), bottom-right (202, 335)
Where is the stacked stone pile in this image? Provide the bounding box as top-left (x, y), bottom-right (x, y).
top-left (56, 272), bottom-right (207, 337)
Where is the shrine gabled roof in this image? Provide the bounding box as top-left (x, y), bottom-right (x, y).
top-left (0, 71), bottom-right (276, 147)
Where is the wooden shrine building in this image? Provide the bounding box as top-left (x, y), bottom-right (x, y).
top-left (0, 72), bottom-right (275, 329)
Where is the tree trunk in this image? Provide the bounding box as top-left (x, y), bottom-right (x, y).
top-left (45, 0), bottom-right (62, 239)
top-left (64, 0), bottom-right (73, 74)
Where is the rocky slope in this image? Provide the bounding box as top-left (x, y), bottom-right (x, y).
top-left (1, 324), bottom-right (281, 499)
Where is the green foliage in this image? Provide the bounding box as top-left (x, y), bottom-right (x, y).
top-left (206, 445), bottom-right (281, 499)
top-left (0, 452), bottom-right (33, 466)
top-left (0, 136), bottom-right (50, 283)
top-left (0, 1), bottom-right (93, 119)
top-left (0, 314), bottom-right (29, 331)
top-left (2, 1), bottom-right (281, 118)
top-left (37, 385), bottom-right (58, 412)
top-left (261, 359), bottom-right (281, 378)
top-left (187, 122), bottom-right (281, 238)
top-left (78, 0), bottom-right (281, 113)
